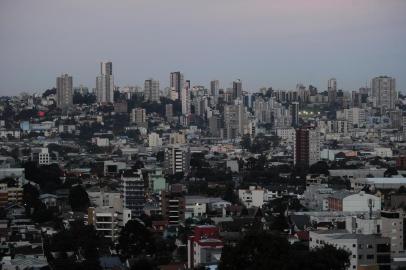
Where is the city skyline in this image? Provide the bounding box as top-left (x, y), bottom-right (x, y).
top-left (1, 0), bottom-right (405, 94)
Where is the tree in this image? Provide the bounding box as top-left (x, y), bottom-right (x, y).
top-left (68, 185), bottom-right (90, 212)
top-left (309, 161), bottom-right (330, 175)
top-left (118, 219), bottom-right (156, 258)
top-left (384, 167), bottom-right (398, 177)
top-left (240, 134), bottom-right (252, 150)
top-left (219, 231), bottom-right (350, 270)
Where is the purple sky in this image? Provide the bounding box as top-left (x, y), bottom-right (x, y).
top-left (0, 0), bottom-right (405, 94)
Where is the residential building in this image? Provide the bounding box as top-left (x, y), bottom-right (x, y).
top-left (294, 128), bottom-right (320, 167)
top-left (121, 170), bottom-right (145, 217)
top-left (96, 62), bottom-right (114, 103)
top-left (56, 74), bottom-right (73, 108)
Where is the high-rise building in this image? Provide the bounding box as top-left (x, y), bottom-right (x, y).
top-left (131, 108), bottom-right (147, 127)
top-left (181, 87), bottom-right (191, 115)
top-left (144, 78), bottom-right (160, 103)
top-left (223, 104), bottom-right (239, 139)
top-left (56, 74), bottom-right (73, 109)
top-left (121, 170), bottom-right (145, 217)
top-left (327, 78), bottom-right (337, 104)
top-left (165, 145), bottom-right (190, 175)
top-left (165, 104), bottom-right (173, 120)
top-left (170, 71), bottom-right (184, 99)
top-left (290, 102), bottom-right (300, 127)
top-left (371, 76), bottom-right (397, 110)
top-left (96, 62), bottom-right (114, 103)
top-left (210, 80), bottom-right (219, 97)
top-left (232, 79), bottom-right (242, 99)
top-left (185, 80), bottom-right (191, 89)
top-left (294, 128), bottom-right (320, 167)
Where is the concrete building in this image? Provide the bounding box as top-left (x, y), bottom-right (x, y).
top-left (328, 78), bottom-right (337, 104)
top-left (181, 86), bottom-right (191, 116)
top-left (31, 148), bottom-right (50, 165)
top-left (121, 170), bottom-right (145, 217)
top-left (380, 210), bottom-right (406, 268)
top-left (131, 108), bottom-right (147, 127)
top-left (161, 190), bottom-right (185, 226)
top-left (309, 230), bottom-right (391, 270)
top-left (88, 206), bottom-right (131, 241)
top-left (165, 145), bottom-right (190, 175)
top-left (232, 79), bottom-right (242, 99)
top-left (144, 78), bottom-right (160, 103)
top-left (372, 76), bottom-right (397, 110)
top-left (294, 128), bottom-right (320, 167)
top-left (56, 74), bottom-right (73, 109)
top-left (187, 225), bottom-right (223, 269)
top-left (290, 102), bottom-right (300, 127)
top-left (170, 71), bottom-right (184, 99)
top-left (148, 132), bottom-right (162, 147)
top-left (210, 80), bottom-right (219, 97)
top-left (96, 62), bottom-right (114, 103)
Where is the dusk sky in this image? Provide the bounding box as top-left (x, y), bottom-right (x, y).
top-left (1, 0), bottom-right (405, 95)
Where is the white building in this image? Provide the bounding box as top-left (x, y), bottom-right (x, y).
top-left (148, 132), bottom-right (162, 147)
top-left (88, 206), bottom-right (131, 241)
top-left (96, 62), bottom-right (114, 103)
top-left (342, 192), bottom-right (381, 212)
top-left (276, 128), bottom-right (295, 143)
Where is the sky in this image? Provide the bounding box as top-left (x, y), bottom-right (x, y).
top-left (0, 0), bottom-right (405, 95)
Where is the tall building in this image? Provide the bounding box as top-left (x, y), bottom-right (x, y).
top-left (294, 128), bottom-right (320, 167)
top-left (232, 79), bottom-right (242, 99)
top-left (121, 170), bottom-right (145, 217)
top-left (327, 78), bottom-right (337, 104)
top-left (56, 74), bottom-right (73, 109)
top-left (131, 108), bottom-right (147, 127)
top-left (165, 145), bottom-right (190, 175)
top-left (96, 62), bottom-right (114, 103)
top-left (210, 80), bottom-right (219, 97)
top-left (170, 71), bottom-right (184, 98)
top-left (181, 87), bottom-right (191, 115)
top-left (290, 102), bottom-right (300, 127)
top-left (165, 104), bottom-right (173, 120)
top-left (371, 76), bottom-right (397, 110)
top-left (144, 78), bottom-right (160, 103)
top-left (223, 104), bottom-right (240, 139)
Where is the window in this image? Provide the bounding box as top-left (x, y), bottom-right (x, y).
top-left (366, 254), bottom-right (374, 260)
top-left (358, 255), bottom-right (363, 259)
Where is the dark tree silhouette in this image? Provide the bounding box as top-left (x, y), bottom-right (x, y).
top-left (68, 185), bottom-right (90, 212)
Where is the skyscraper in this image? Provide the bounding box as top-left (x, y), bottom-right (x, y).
top-left (294, 128), bottom-right (320, 167)
top-left (96, 62), bottom-right (114, 103)
top-left (181, 86), bottom-right (191, 116)
top-left (56, 74), bottom-right (73, 109)
top-left (170, 71), bottom-right (184, 99)
top-left (371, 76), bottom-right (396, 110)
top-left (232, 79), bottom-right (242, 99)
top-left (328, 78), bottom-right (337, 104)
top-left (144, 78), bottom-right (160, 103)
top-left (291, 102), bottom-right (300, 127)
top-left (210, 80), bottom-right (219, 97)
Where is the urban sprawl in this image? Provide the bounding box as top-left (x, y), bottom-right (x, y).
top-left (0, 62), bottom-right (404, 270)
